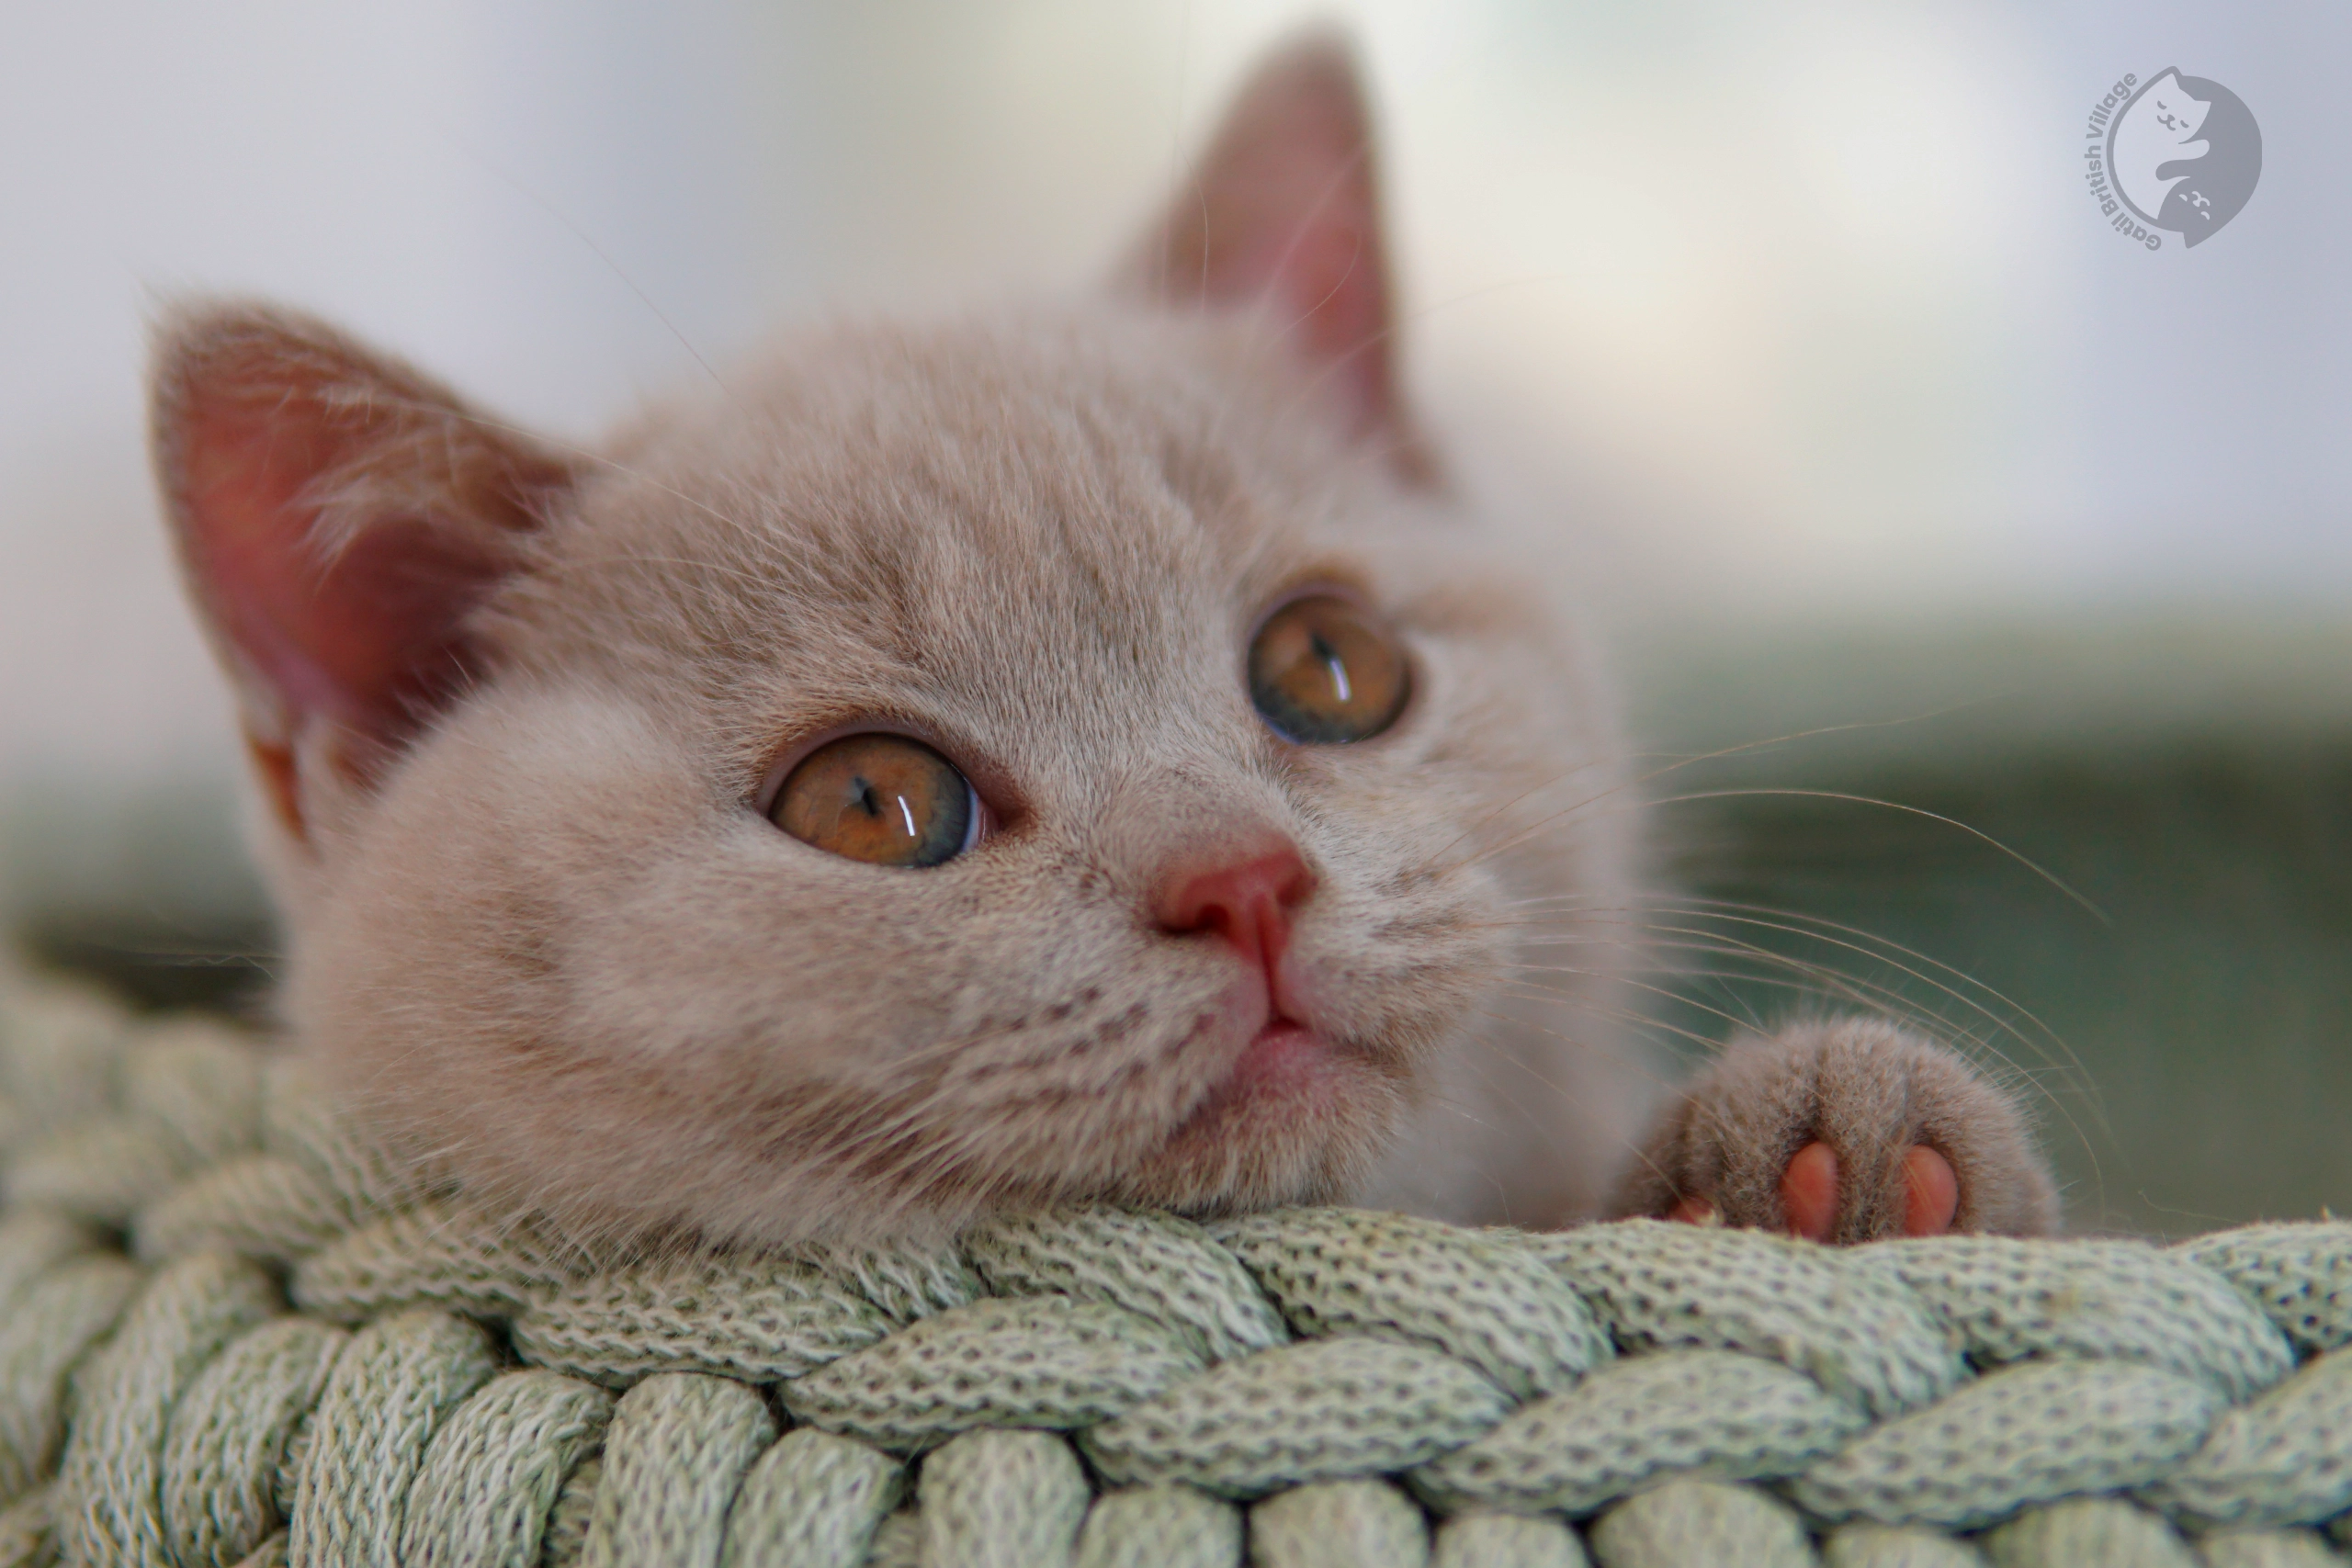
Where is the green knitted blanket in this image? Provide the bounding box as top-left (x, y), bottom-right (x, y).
top-left (3, 967), bottom-right (2350, 1568)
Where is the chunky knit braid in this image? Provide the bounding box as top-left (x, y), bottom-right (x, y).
top-left (2, 965), bottom-right (2348, 1568)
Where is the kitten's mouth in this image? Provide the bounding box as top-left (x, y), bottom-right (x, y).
top-left (1109, 944), bottom-right (1425, 1210)
top-left (1220, 1019), bottom-right (1328, 1099)
top-left (1146, 942), bottom-right (1408, 1186)
top-left (1169, 995), bottom-right (1358, 1142)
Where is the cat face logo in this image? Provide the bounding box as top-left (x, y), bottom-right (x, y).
top-left (2083, 69), bottom-right (2261, 251)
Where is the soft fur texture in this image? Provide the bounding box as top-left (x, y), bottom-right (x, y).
top-left (1615, 1020), bottom-right (2059, 1242)
top-left (148, 36), bottom-right (2056, 1247)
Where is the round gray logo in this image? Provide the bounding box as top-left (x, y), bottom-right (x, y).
top-left (2083, 69), bottom-right (2261, 250)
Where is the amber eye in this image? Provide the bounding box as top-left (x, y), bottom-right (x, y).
top-left (770, 734), bottom-right (977, 868)
top-left (1248, 595), bottom-right (1409, 744)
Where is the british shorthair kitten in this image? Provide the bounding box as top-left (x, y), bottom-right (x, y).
top-left (149, 36), bottom-right (2056, 1249)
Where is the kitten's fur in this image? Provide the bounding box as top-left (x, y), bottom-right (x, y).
top-left (152, 36), bottom-right (2056, 1247)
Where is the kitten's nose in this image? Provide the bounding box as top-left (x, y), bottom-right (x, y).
top-left (1156, 840), bottom-right (1317, 974)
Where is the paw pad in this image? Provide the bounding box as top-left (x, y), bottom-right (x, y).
top-left (1668, 1142), bottom-right (1962, 1241)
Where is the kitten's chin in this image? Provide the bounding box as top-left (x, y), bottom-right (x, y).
top-left (1108, 1020), bottom-right (1408, 1213)
top-left (1184, 1021), bottom-right (1334, 1125)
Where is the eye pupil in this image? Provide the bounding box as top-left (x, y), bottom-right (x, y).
top-left (771, 736), bottom-right (975, 867)
top-left (1249, 596), bottom-right (1408, 745)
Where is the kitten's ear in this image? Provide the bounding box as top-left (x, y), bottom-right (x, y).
top-left (1120, 32), bottom-right (1428, 478)
top-left (152, 302), bottom-right (576, 841)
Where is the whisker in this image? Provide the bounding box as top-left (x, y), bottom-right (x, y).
top-left (1646, 788), bottom-right (2110, 926)
top-left (1463, 1005), bottom-right (1681, 1205)
top-left (1604, 902), bottom-right (2069, 1066)
top-left (1500, 916), bottom-right (2109, 1187)
top-left (445, 132), bottom-right (739, 407)
top-left (1416, 704), bottom-right (2023, 887)
top-left (1628, 894), bottom-right (2098, 1099)
top-left (1487, 980), bottom-right (1756, 1066)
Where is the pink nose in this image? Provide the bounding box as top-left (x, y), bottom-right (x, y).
top-left (1156, 842), bottom-right (1317, 973)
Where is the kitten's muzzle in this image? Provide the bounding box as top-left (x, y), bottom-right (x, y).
top-left (1155, 834), bottom-right (1352, 1101)
top-left (1153, 837), bottom-right (1316, 987)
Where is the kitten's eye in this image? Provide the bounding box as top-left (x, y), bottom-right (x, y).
top-left (771, 734), bottom-right (977, 868)
top-left (1248, 595), bottom-right (1409, 744)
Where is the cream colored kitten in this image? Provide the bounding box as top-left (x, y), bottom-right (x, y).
top-left (150, 36), bottom-right (2056, 1248)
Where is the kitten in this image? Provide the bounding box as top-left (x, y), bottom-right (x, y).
top-left (149, 35), bottom-right (2057, 1249)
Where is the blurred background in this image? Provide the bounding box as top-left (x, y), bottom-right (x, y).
top-left (2, 1), bottom-right (2345, 1235)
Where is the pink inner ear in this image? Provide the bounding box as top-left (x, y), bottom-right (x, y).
top-left (179, 384), bottom-right (505, 777)
top-left (1141, 38), bottom-right (1404, 444)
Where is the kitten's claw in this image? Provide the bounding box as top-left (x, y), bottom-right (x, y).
top-left (1621, 1018), bottom-right (2057, 1243)
top-left (1667, 1193), bottom-right (1717, 1225)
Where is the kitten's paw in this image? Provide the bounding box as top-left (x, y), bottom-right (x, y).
top-left (1611, 1017), bottom-right (2058, 1243)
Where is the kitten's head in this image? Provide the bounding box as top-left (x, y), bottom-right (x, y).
top-left (153, 36), bottom-right (1630, 1245)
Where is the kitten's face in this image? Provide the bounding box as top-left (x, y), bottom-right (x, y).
top-left (293, 312), bottom-right (1608, 1241)
top-left (153, 38), bottom-right (1633, 1244)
